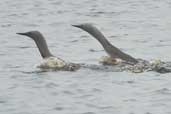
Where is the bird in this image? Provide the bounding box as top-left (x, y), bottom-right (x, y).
top-left (72, 23), bottom-right (138, 65)
top-left (17, 31), bottom-right (80, 71)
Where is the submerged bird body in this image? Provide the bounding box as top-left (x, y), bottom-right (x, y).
top-left (37, 57), bottom-right (66, 69)
top-left (17, 31), bottom-right (80, 71)
top-left (73, 23), bottom-right (138, 65)
top-left (72, 23), bottom-right (171, 73)
top-left (99, 56), bottom-right (122, 65)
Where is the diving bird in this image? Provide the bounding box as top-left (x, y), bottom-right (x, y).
top-left (72, 23), bottom-right (138, 65)
top-left (16, 31), bottom-right (80, 71)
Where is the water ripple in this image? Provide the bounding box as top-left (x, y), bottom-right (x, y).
top-left (1, 0), bottom-right (171, 114)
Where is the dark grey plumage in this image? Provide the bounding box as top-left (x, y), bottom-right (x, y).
top-left (16, 31), bottom-right (81, 71)
top-left (73, 23), bottom-right (138, 64)
top-left (17, 31), bottom-right (53, 58)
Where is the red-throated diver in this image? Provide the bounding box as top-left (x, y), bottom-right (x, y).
top-left (16, 31), bottom-right (171, 73)
top-left (17, 31), bottom-right (80, 71)
top-left (72, 23), bottom-right (138, 65)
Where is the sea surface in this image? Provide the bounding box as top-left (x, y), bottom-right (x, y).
top-left (0, 0), bottom-right (171, 114)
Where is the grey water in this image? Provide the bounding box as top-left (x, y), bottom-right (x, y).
top-left (0, 0), bottom-right (171, 114)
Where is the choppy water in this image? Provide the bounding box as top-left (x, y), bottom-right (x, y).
top-left (1, 0), bottom-right (171, 114)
